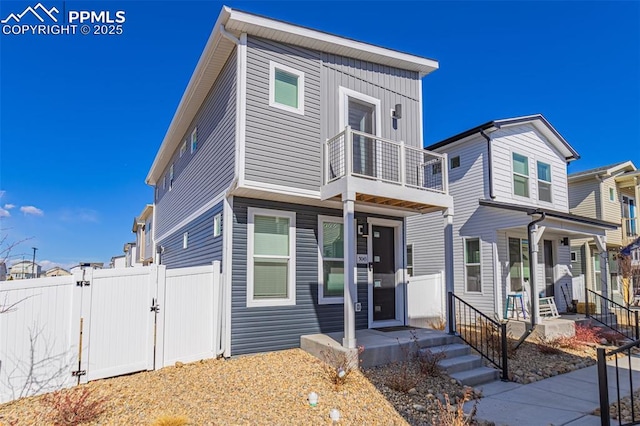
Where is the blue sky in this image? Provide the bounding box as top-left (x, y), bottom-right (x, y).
top-left (0, 1), bottom-right (638, 270)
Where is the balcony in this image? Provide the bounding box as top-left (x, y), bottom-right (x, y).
top-left (623, 217), bottom-right (639, 244)
top-left (321, 126), bottom-right (452, 212)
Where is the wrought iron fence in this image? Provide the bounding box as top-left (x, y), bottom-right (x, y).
top-left (586, 289), bottom-right (639, 341)
top-left (597, 339), bottom-right (640, 425)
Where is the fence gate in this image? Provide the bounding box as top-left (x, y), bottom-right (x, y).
top-left (81, 268), bottom-right (157, 381)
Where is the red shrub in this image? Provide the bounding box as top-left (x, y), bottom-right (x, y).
top-left (574, 324), bottom-right (600, 344)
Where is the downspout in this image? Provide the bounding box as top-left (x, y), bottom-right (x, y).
top-left (513, 211), bottom-right (546, 349)
top-left (480, 130), bottom-right (495, 199)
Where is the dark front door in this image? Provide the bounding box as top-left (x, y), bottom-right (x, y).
top-left (372, 225), bottom-right (396, 321)
top-left (544, 240), bottom-right (554, 297)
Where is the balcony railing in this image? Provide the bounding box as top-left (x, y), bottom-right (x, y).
top-left (623, 217), bottom-right (638, 239)
top-left (324, 126), bottom-right (448, 194)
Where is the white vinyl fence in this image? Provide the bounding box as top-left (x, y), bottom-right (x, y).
top-left (0, 262), bottom-right (222, 403)
top-left (572, 274), bottom-right (585, 302)
top-left (407, 272), bottom-right (445, 328)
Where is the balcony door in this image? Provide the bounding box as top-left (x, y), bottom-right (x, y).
top-left (339, 87), bottom-right (382, 179)
top-left (622, 196), bottom-right (637, 236)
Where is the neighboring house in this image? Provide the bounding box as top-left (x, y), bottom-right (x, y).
top-left (44, 266), bottom-right (71, 277)
top-left (406, 115), bottom-right (616, 321)
top-left (110, 255), bottom-right (126, 269)
top-left (568, 161), bottom-right (640, 303)
top-left (132, 204), bottom-right (154, 265)
top-left (145, 7), bottom-right (453, 357)
top-left (123, 242), bottom-right (141, 267)
top-left (8, 260), bottom-right (41, 280)
top-left (69, 262), bottom-right (104, 274)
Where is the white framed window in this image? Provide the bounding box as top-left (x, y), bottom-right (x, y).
top-left (537, 161), bottom-right (552, 203)
top-left (450, 156), bottom-right (460, 169)
top-left (213, 213), bottom-right (221, 238)
top-left (611, 273), bottom-right (620, 293)
top-left (512, 153), bottom-right (529, 198)
top-left (464, 238), bottom-right (481, 292)
top-left (190, 128), bottom-right (197, 154)
top-left (269, 61), bottom-right (304, 115)
top-left (180, 141), bottom-right (186, 157)
top-left (509, 237), bottom-right (530, 292)
top-left (145, 221), bottom-right (151, 246)
top-left (406, 244), bottom-right (414, 277)
top-left (247, 208), bottom-right (296, 307)
top-left (169, 164), bottom-right (174, 190)
top-left (609, 187), bottom-right (615, 202)
top-left (570, 251), bottom-right (577, 262)
top-left (593, 252), bottom-right (602, 292)
top-left (183, 232), bottom-right (188, 249)
top-left (318, 216), bottom-right (344, 304)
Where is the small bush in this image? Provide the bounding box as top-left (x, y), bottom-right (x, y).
top-left (320, 344), bottom-right (364, 389)
top-left (385, 363), bottom-right (420, 393)
top-left (42, 387), bottom-right (106, 425)
top-left (432, 388), bottom-right (477, 426)
top-left (574, 324), bottom-right (600, 344)
top-left (538, 334), bottom-right (584, 354)
top-left (428, 316), bottom-right (447, 331)
top-left (152, 415), bottom-right (190, 426)
top-left (416, 347), bottom-right (446, 377)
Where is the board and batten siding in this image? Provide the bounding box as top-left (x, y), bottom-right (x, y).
top-left (244, 37), bottom-right (322, 191)
top-left (491, 125), bottom-right (570, 212)
top-left (160, 203), bottom-right (224, 269)
top-left (321, 53), bottom-right (423, 149)
top-left (155, 49), bottom-right (237, 238)
top-left (568, 178), bottom-right (600, 219)
top-left (231, 198), bottom-right (395, 356)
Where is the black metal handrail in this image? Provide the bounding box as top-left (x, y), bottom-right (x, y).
top-left (597, 339), bottom-right (640, 426)
top-left (448, 292), bottom-right (508, 380)
top-left (586, 289), bottom-right (639, 341)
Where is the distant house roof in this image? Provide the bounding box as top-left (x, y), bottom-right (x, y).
top-left (146, 6), bottom-right (439, 185)
top-left (426, 114), bottom-right (580, 162)
top-left (621, 237), bottom-right (640, 256)
top-left (568, 161), bottom-right (636, 181)
top-left (132, 204), bottom-right (153, 232)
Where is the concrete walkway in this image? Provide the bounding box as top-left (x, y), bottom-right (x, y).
top-left (467, 354), bottom-right (640, 426)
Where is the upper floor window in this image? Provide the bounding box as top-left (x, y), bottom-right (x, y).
top-left (269, 61), bottom-right (304, 115)
top-left (190, 128), bottom-right (198, 154)
top-left (537, 161), bottom-right (552, 203)
top-left (180, 141), bottom-right (186, 157)
top-left (610, 187), bottom-right (616, 202)
top-left (213, 213), bottom-right (222, 238)
top-left (512, 153), bottom-right (529, 198)
top-left (169, 164), bottom-right (174, 190)
top-left (145, 221), bottom-right (151, 246)
top-left (450, 156), bottom-right (460, 169)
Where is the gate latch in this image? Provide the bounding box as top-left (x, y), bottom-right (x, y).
top-left (76, 281), bottom-right (90, 287)
top-left (150, 298), bottom-right (160, 313)
top-left (71, 370), bottom-right (86, 377)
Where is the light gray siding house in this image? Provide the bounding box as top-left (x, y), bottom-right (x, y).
top-left (568, 161), bottom-right (640, 304)
top-left (407, 115), bottom-right (615, 322)
top-left (145, 7), bottom-right (454, 356)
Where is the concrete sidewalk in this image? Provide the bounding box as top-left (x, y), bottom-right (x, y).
top-left (466, 355), bottom-right (640, 426)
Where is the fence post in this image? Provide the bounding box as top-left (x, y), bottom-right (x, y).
top-left (212, 261), bottom-right (221, 359)
top-left (153, 265), bottom-right (167, 369)
top-left (501, 322), bottom-right (509, 381)
top-left (585, 287), bottom-right (590, 319)
top-left (597, 347), bottom-right (610, 426)
top-left (448, 292), bottom-right (455, 335)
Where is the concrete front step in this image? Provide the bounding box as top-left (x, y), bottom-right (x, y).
top-left (438, 354), bottom-right (483, 374)
top-left (450, 366), bottom-right (501, 387)
top-left (424, 343), bottom-right (471, 359)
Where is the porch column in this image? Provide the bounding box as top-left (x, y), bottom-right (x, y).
top-left (594, 235), bottom-right (609, 315)
top-left (530, 226), bottom-right (541, 325)
top-left (343, 191), bottom-right (357, 349)
top-left (443, 209), bottom-right (455, 334)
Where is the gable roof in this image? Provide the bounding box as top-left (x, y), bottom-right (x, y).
top-left (568, 161), bottom-right (636, 181)
top-left (146, 6), bottom-right (439, 185)
top-left (426, 114), bottom-right (580, 161)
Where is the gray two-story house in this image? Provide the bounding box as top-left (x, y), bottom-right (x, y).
top-left (407, 115), bottom-right (615, 323)
top-left (145, 7), bottom-right (453, 357)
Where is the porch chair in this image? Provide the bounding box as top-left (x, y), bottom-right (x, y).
top-left (538, 296), bottom-right (560, 318)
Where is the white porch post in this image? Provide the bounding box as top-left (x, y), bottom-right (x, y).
top-left (594, 235), bottom-right (609, 315)
top-left (443, 209), bottom-right (455, 333)
top-left (343, 191), bottom-right (357, 349)
top-left (530, 226), bottom-right (542, 325)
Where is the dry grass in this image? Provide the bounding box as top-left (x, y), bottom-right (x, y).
top-left (432, 388), bottom-right (477, 426)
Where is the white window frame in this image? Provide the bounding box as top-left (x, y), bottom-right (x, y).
top-left (269, 61), bottom-right (304, 115)
top-left (609, 187), bottom-right (616, 202)
top-left (450, 155), bottom-right (460, 169)
top-left (169, 164), bottom-right (174, 191)
top-left (406, 243), bottom-right (414, 277)
top-left (190, 128), bottom-right (197, 154)
top-left (213, 213), bottom-right (222, 238)
top-left (183, 232), bottom-right (188, 249)
top-left (537, 161), bottom-right (552, 203)
top-left (247, 207), bottom-right (296, 307)
top-left (180, 141), bottom-right (186, 157)
top-left (570, 251), bottom-right (577, 262)
top-left (318, 215), bottom-right (344, 305)
top-left (464, 237), bottom-right (482, 293)
top-left (511, 152), bottom-right (530, 198)
top-left (145, 221), bottom-right (151, 246)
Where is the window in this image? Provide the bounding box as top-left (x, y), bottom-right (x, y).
top-left (465, 238), bottom-right (481, 292)
top-left (512, 153), bottom-right (529, 197)
top-left (318, 216), bottom-right (344, 303)
top-left (169, 164), bottom-right (174, 190)
top-left (213, 213), bottom-right (221, 238)
top-left (190, 128), bottom-right (197, 154)
top-left (432, 162), bottom-right (442, 175)
top-left (537, 161), bottom-right (552, 202)
top-left (247, 208), bottom-right (296, 307)
top-left (611, 272), bottom-right (620, 293)
top-left (509, 237), bottom-right (530, 292)
top-left (163, 176), bottom-right (166, 190)
top-left (145, 221), bottom-right (151, 246)
top-left (570, 251), bottom-right (577, 262)
top-left (180, 141), bottom-right (186, 157)
top-left (609, 187), bottom-right (615, 201)
top-left (593, 252), bottom-right (602, 292)
top-left (183, 232), bottom-right (188, 249)
top-left (269, 61), bottom-right (304, 115)
top-left (450, 156), bottom-right (460, 169)
top-left (407, 244), bottom-right (414, 277)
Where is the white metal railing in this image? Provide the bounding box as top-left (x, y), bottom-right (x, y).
top-left (623, 217), bottom-right (639, 238)
top-left (324, 126), bottom-right (448, 194)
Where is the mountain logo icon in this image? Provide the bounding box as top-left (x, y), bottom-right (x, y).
top-left (1, 3), bottom-right (59, 24)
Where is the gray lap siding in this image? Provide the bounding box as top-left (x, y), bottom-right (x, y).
top-left (231, 198), bottom-right (383, 356)
top-left (160, 202), bottom-right (223, 269)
